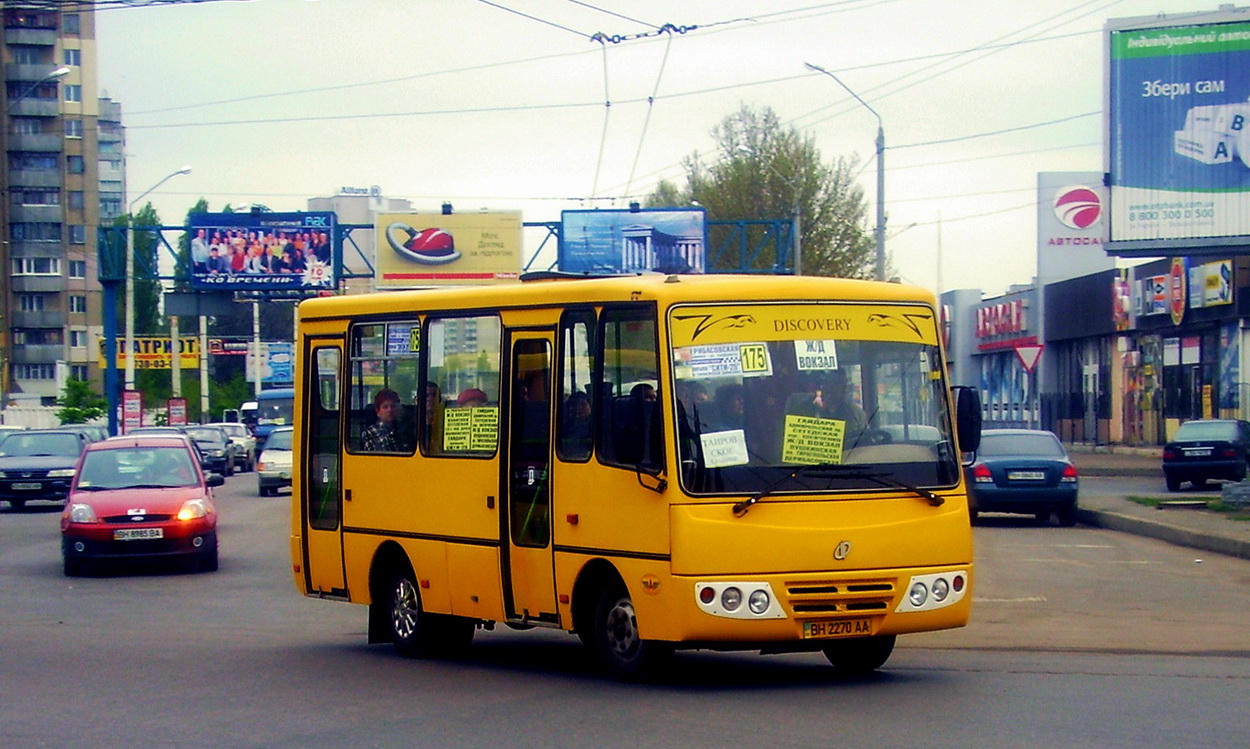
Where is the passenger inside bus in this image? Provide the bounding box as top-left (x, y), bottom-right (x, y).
top-left (361, 388), bottom-right (410, 452)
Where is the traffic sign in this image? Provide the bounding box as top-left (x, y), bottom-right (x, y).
top-left (1015, 344), bottom-right (1044, 373)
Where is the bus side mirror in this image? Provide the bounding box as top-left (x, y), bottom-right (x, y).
top-left (952, 386), bottom-right (981, 454)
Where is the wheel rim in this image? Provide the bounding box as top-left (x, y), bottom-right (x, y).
top-left (604, 597), bottom-right (641, 661)
top-left (391, 577), bottom-right (420, 640)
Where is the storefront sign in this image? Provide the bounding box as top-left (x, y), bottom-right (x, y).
top-left (976, 299), bottom-right (1027, 338)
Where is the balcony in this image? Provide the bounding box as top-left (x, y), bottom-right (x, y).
top-left (7, 133), bottom-right (62, 152)
top-left (6, 169), bottom-right (62, 188)
top-left (9, 343), bottom-right (64, 365)
top-left (5, 62), bottom-right (60, 83)
top-left (10, 275), bottom-right (66, 293)
top-left (6, 98), bottom-right (58, 117)
top-left (3, 28), bottom-right (57, 46)
top-left (11, 309), bottom-right (65, 328)
top-left (9, 204), bottom-right (62, 223)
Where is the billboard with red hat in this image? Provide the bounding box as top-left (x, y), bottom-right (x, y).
top-left (374, 211), bottom-right (522, 288)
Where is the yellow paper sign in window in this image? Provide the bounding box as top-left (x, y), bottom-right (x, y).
top-left (443, 406), bottom-right (499, 452)
top-left (781, 415), bottom-right (846, 465)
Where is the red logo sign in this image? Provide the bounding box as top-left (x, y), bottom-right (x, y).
top-left (1052, 186), bottom-right (1101, 230)
top-left (1169, 257), bottom-right (1186, 326)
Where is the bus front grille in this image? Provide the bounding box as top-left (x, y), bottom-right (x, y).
top-left (784, 578), bottom-right (897, 615)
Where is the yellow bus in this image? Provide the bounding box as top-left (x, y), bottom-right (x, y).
top-left (290, 273), bottom-right (982, 680)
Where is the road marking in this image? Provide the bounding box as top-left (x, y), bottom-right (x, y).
top-left (973, 596), bottom-right (1047, 603)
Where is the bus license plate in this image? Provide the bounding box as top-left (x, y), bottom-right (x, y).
top-left (114, 528), bottom-right (163, 541)
top-left (803, 618), bottom-right (874, 639)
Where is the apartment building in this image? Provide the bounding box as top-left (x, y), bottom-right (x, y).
top-left (2, 3), bottom-right (113, 407)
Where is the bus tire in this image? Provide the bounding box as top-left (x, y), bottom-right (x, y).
top-left (822, 635), bottom-right (896, 675)
top-left (592, 584), bottom-right (672, 681)
top-left (387, 568), bottom-right (438, 658)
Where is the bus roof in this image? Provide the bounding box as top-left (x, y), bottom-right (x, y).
top-left (297, 274), bottom-right (936, 322)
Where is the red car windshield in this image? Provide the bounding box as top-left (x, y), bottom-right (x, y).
top-left (76, 447), bottom-right (199, 490)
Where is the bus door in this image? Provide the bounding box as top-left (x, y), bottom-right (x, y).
top-left (302, 339), bottom-right (347, 597)
top-left (503, 332), bottom-right (558, 623)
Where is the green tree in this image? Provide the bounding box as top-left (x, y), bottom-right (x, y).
top-left (56, 379), bottom-right (107, 425)
top-left (647, 104), bottom-right (876, 279)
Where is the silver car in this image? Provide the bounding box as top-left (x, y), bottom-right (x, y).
top-left (206, 422), bottom-right (256, 472)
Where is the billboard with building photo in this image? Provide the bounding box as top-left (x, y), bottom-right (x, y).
top-left (1107, 12), bottom-right (1250, 254)
top-left (374, 211), bottom-right (521, 288)
top-left (188, 212), bottom-right (336, 291)
top-left (559, 208), bottom-right (707, 274)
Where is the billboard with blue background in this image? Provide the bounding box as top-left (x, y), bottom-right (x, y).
top-left (1108, 18), bottom-right (1250, 243)
top-left (559, 208), bottom-right (707, 274)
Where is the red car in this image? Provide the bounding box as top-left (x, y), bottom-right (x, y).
top-left (61, 436), bottom-right (225, 576)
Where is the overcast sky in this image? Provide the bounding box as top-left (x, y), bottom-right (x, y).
top-left (97, 0), bottom-right (1228, 296)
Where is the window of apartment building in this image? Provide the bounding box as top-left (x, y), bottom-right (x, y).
top-left (9, 152), bottom-right (58, 170)
top-left (68, 190), bottom-right (83, 210)
top-left (12, 257), bottom-right (60, 275)
top-left (11, 189), bottom-right (59, 206)
top-left (5, 82), bottom-right (57, 101)
top-left (4, 10), bottom-right (57, 29)
top-left (9, 222), bottom-right (61, 241)
top-left (69, 225), bottom-right (85, 244)
top-left (10, 117), bottom-right (42, 135)
top-left (69, 259), bottom-right (87, 278)
top-left (14, 329), bottom-right (62, 346)
top-left (100, 196), bottom-right (121, 217)
top-left (63, 84), bottom-right (82, 103)
top-left (98, 141), bottom-right (120, 155)
top-left (15, 364), bottom-right (57, 381)
top-left (71, 364), bottom-right (88, 381)
top-left (65, 118), bottom-right (82, 138)
top-left (12, 46), bottom-right (43, 64)
top-left (18, 294), bottom-right (47, 312)
top-left (69, 295), bottom-right (87, 313)
top-left (67, 155), bottom-right (84, 174)
top-left (63, 14), bottom-right (81, 34)
top-left (64, 48), bottom-right (81, 66)
top-left (70, 329), bottom-right (88, 348)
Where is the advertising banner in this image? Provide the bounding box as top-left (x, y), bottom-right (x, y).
top-left (374, 211), bottom-right (521, 288)
top-left (187, 211), bottom-right (336, 291)
top-left (1108, 19), bottom-right (1250, 244)
top-left (98, 336), bottom-right (200, 369)
top-left (559, 208), bottom-right (707, 274)
top-left (1036, 173), bottom-right (1111, 286)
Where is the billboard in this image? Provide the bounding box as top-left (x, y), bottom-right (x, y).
top-left (1107, 15), bottom-right (1250, 251)
top-left (375, 211), bottom-right (521, 288)
top-left (559, 208), bottom-right (707, 274)
top-left (187, 212), bottom-right (336, 291)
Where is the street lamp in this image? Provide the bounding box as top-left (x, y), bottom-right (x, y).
top-left (804, 62), bottom-right (886, 282)
top-left (125, 166), bottom-right (191, 392)
top-left (0, 66), bottom-right (72, 418)
top-left (736, 144), bottom-right (802, 275)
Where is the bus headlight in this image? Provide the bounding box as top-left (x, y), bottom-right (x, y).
top-left (695, 582), bottom-right (784, 619)
top-left (897, 571), bottom-right (969, 613)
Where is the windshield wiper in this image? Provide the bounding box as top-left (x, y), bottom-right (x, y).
top-left (731, 464), bottom-right (944, 516)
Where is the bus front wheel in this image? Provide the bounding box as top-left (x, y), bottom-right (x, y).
top-left (385, 568), bottom-right (474, 658)
top-left (822, 635), bottom-right (896, 676)
top-left (592, 584), bottom-right (672, 681)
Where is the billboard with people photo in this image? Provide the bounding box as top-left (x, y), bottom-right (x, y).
top-left (188, 211), bottom-right (336, 291)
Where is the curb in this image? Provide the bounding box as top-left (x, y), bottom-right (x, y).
top-left (1078, 507), bottom-right (1250, 561)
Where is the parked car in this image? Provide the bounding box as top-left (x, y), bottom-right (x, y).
top-left (182, 426), bottom-right (239, 477)
top-left (61, 436), bottom-right (224, 575)
top-left (1162, 418), bottom-right (1250, 491)
top-left (965, 428), bottom-right (1079, 526)
top-left (205, 422), bottom-right (256, 472)
top-left (0, 429), bottom-right (93, 510)
top-left (257, 426), bottom-right (293, 497)
top-left (59, 424), bottom-right (109, 443)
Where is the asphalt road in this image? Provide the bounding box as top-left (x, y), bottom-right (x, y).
top-left (1, 474), bottom-right (1247, 748)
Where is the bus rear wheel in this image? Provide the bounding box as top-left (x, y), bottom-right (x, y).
top-left (592, 584), bottom-right (672, 681)
top-left (822, 635), bottom-right (896, 676)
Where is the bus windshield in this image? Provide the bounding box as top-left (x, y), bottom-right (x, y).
top-left (257, 396), bottom-right (294, 426)
top-left (670, 303), bottom-right (959, 495)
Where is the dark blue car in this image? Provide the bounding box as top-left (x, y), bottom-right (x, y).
top-left (965, 429), bottom-right (1079, 526)
top-left (0, 429), bottom-right (92, 510)
top-left (1162, 419), bottom-right (1250, 492)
